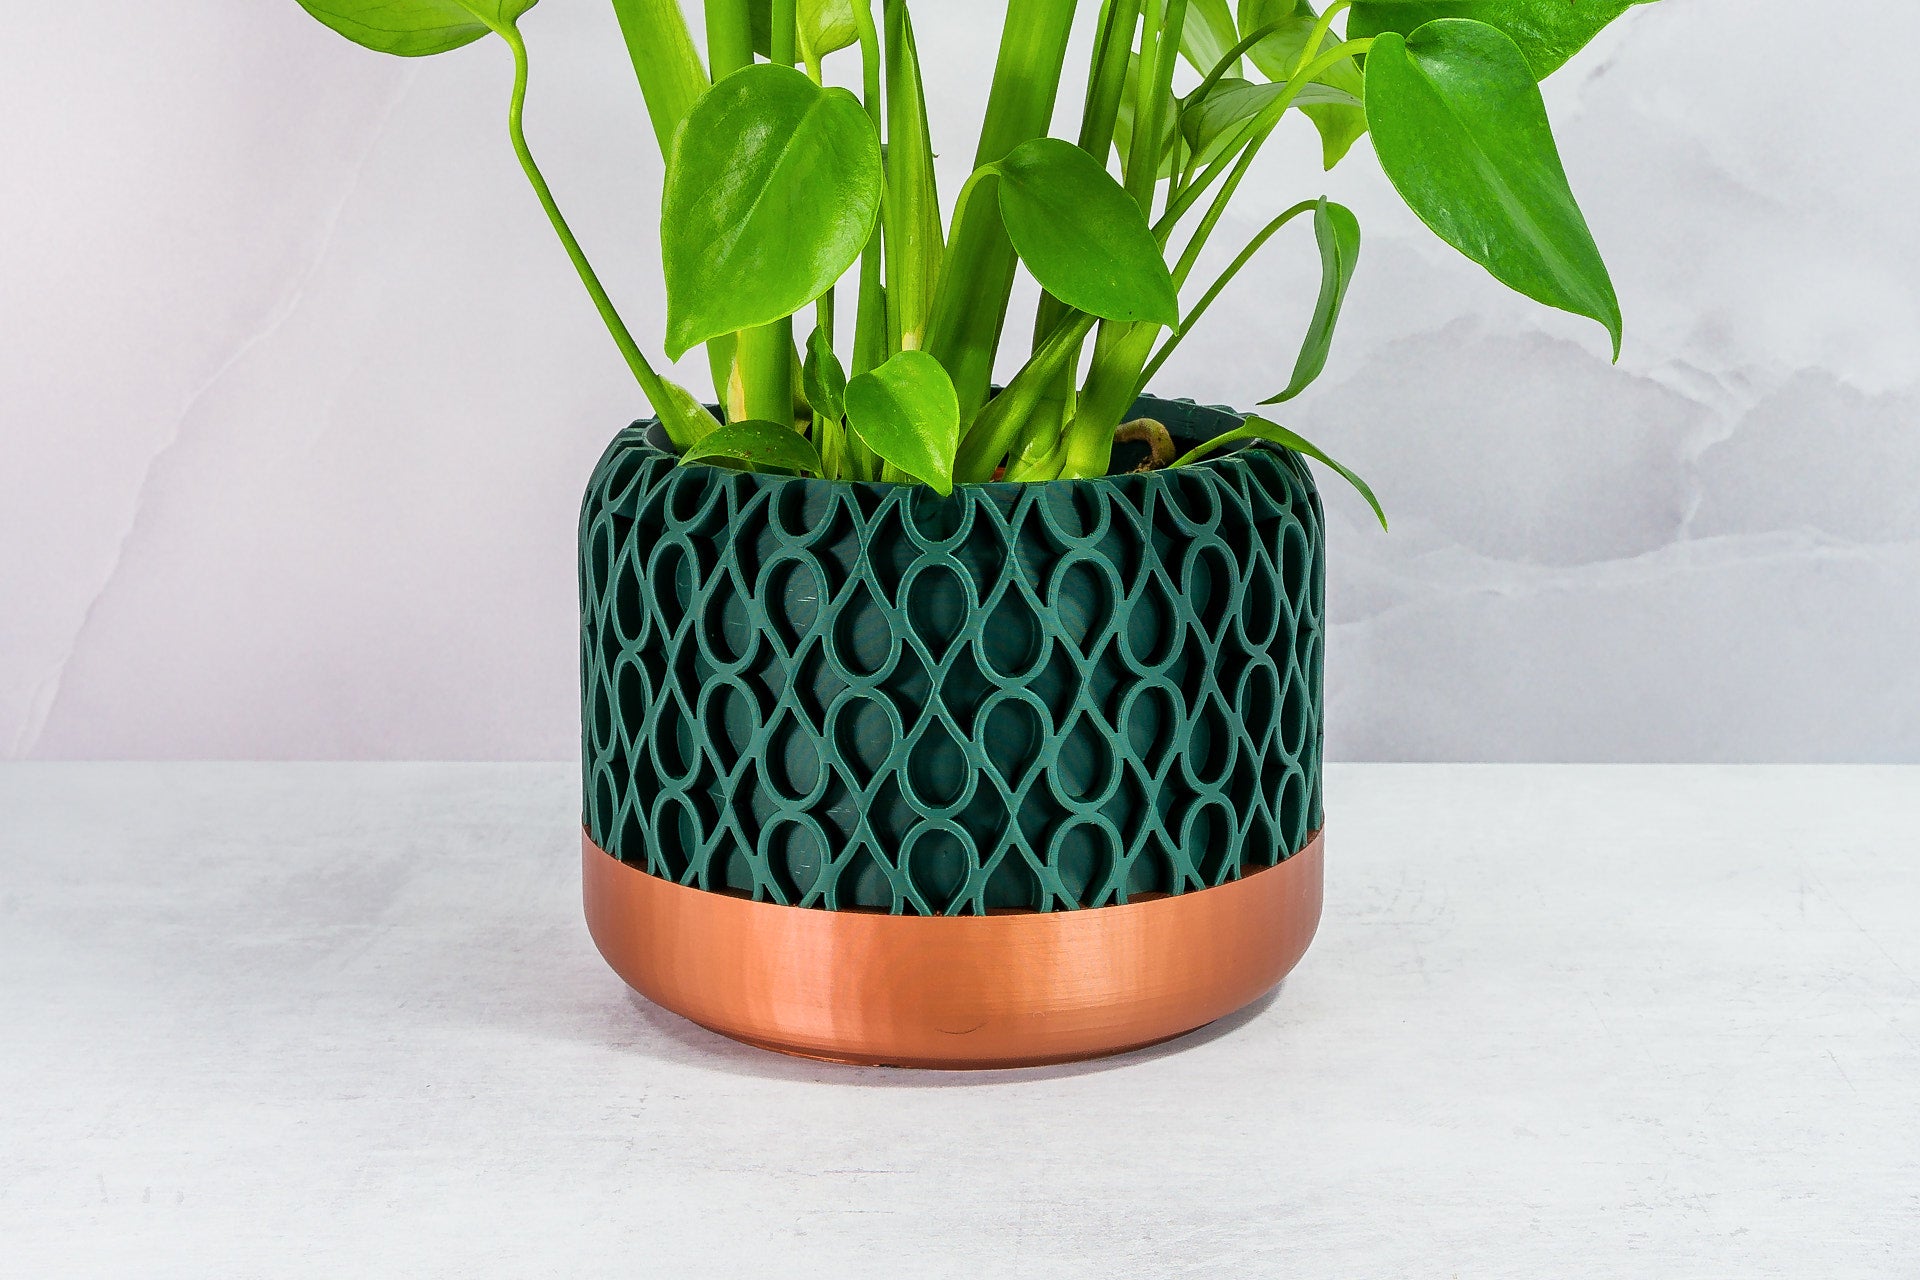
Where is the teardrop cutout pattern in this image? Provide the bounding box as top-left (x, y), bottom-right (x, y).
top-left (579, 397), bottom-right (1325, 912)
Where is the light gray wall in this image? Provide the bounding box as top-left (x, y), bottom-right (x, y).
top-left (4, 0), bottom-right (1915, 762)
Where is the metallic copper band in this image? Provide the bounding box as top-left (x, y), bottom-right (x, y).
top-left (583, 829), bottom-right (1324, 1069)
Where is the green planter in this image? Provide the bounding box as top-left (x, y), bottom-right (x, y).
top-left (579, 395), bottom-right (1328, 1066)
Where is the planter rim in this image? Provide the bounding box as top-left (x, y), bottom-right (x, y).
top-left (620, 394), bottom-right (1266, 497)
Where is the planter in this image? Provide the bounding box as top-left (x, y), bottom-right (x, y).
top-left (578, 396), bottom-right (1326, 1067)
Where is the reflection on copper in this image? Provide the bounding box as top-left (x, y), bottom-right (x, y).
top-left (583, 829), bottom-right (1323, 1069)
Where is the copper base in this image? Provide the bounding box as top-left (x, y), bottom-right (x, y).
top-left (582, 830), bottom-right (1323, 1069)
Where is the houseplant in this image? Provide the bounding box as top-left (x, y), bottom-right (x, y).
top-left (296, 0), bottom-right (1658, 1066)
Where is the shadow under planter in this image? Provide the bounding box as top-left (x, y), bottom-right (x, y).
top-left (578, 396), bottom-right (1327, 1067)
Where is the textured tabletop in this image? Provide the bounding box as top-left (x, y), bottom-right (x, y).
top-left (3, 764), bottom-right (1916, 1277)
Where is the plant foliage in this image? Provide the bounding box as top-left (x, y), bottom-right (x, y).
top-left (292, 0), bottom-right (1666, 515)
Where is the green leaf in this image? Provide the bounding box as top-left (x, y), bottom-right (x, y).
top-left (292, 0), bottom-right (536, 56)
top-left (679, 418), bottom-right (825, 475)
top-left (803, 327), bottom-right (847, 424)
top-left (991, 138), bottom-right (1180, 328)
top-left (844, 350), bottom-right (961, 494)
top-left (1364, 20), bottom-right (1621, 356)
top-left (1181, 0), bottom-right (1243, 76)
top-left (750, 0), bottom-right (860, 62)
top-left (1264, 199), bottom-right (1360, 404)
top-left (651, 377), bottom-right (721, 452)
top-left (1174, 414), bottom-right (1387, 529)
top-left (1348, 0), bottom-right (1654, 79)
top-left (661, 64), bottom-right (882, 360)
top-left (1237, 0), bottom-right (1368, 168)
top-left (1181, 77), bottom-right (1360, 172)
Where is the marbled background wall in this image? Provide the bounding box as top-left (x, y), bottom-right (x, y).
top-left (5, 1), bottom-right (1915, 762)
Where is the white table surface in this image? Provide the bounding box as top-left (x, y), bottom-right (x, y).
top-left (3, 764), bottom-right (1916, 1277)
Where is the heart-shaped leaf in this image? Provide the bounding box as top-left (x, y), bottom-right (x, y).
top-left (1365, 20), bottom-right (1621, 355)
top-left (844, 350), bottom-right (960, 494)
top-left (661, 64), bottom-right (882, 359)
top-left (679, 418), bottom-right (825, 475)
top-left (1264, 199), bottom-right (1360, 404)
top-left (1174, 414), bottom-right (1386, 529)
top-left (992, 138), bottom-right (1179, 328)
top-left (803, 326), bottom-right (847, 424)
top-left (1349, 0), bottom-right (1654, 79)
top-left (293, 0), bottom-right (536, 56)
top-left (1237, 0), bottom-right (1369, 168)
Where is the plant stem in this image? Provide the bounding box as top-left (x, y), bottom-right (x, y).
top-left (922, 0), bottom-right (1078, 425)
top-left (608, 0), bottom-right (708, 152)
top-left (703, 0), bottom-right (752, 74)
top-left (1188, 19), bottom-right (1289, 107)
top-left (1030, 0), bottom-right (1142, 355)
top-left (769, 0), bottom-right (796, 65)
top-left (1062, 319), bottom-right (1156, 476)
top-left (842, 0), bottom-right (885, 480)
top-left (883, 0), bottom-right (943, 354)
top-left (1058, 0), bottom-right (1188, 480)
top-left (953, 310), bottom-right (1095, 483)
top-left (1079, 0), bottom-right (1144, 164)
top-left (607, 0), bottom-right (734, 405)
top-left (972, 0), bottom-right (1081, 170)
top-left (1168, 40), bottom-right (1370, 286)
top-left (1292, 0), bottom-right (1352, 77)
top-left (499, 24), bottom-right (676, 418)
top-left (849, 0), bottom-right (886, 378)
top-left (704, 0), bottom-right (794, 427)
top-left (1157, 33), bottom-right (1369, 242)
top-left (1137, 198), bottom-right (1316, 387)
top-left (1121, 0), bottom-right (1166, 210)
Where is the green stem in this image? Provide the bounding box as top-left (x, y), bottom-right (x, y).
top-left (972, 0), bottom-right (1081, 169)
top-left (1156, 34), bottom-right (1369, 244)
top-left (884, 0), bottom-right (943, 354)
top-left (1168, 40), bottom-right (1370, 286)
top-left (922, 0), bottom-right (1078, 425)
top-left (1062, 319), bottom-right (1156, 477)
top-left (1137, 198), bottom-right (1316, 389)
top-left (770, 0), bottom-right (796, 65)
top-left (608, 0), bottom-right (708, 153)
top-left (607, 0), bottom-right (733, 404)
top-left (704, 0), bottom-right (793, 426)
top-left (1158, 117), bottom-right (1259, 239)
top-left (843, 0), bottom-right (885, 480)
top-left (849, 0), bottom-right (886, 378)
top-left (1078, 0), bottom-right (1144, 163)
top-left (953, 311), bottom-right (1096, 483)
top-left (1002, 396), bottom-right (1071, 481)
top-left (1122, 0), bottom-right (1167, 209)
top-left (703, 0), bottom-right (752, 74)
top-left (500, 24), bottom-right (674, 415)
top-left (1292, 0), bottom-right (1352, 78)
top-left (1031, 0), bottom-right (1142, 355)
top-left (1124, 0), bottom-right (1188, 218)
top-left (1189, 19), bottom-right (1289, 108)
top-left (1064, 42), bottom-right (1370, 478)
top-left (1162, 20), bottom-right (1288, 202)
top-left (1059, 0), bottom-right (1190, 481)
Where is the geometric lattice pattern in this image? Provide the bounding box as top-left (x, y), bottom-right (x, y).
top-left (580, 396), bottom-right (1324, 914)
